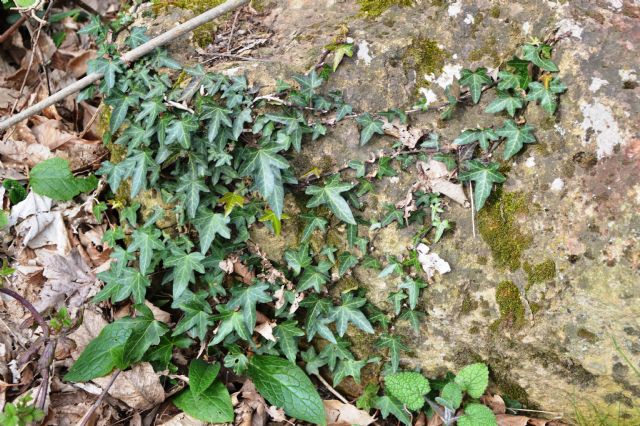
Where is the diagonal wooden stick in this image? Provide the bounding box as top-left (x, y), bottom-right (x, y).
top-left (0, 0), bottom-right (249, 131)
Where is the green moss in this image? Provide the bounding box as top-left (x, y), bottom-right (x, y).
top-left (523, 259), bottom-right (556, 288)
top-left (489, 5), bottom-right (501, 18)
top-left (530, 302), bottom-right (542, 315)
top-left (493, 281), bottom-right (525, 330)
top-left (151, 0), bottom-right (227, 47)
top-left (357, 0), bottom-right (413, 17)
top-left (477, 191), bottom-right (532, 271)
top-left (468, 35), bottom-right (499, 62)
top-left (492, 372), bottom-right (530, 405)
top-left (461, 296), bottom-right (478, 315)
top-left (403, 38), bottom-right (447, 93)
top-left (577, 328), bottom-right (599, 344)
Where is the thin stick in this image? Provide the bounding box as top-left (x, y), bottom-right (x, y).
top-left (313, 373), bottom-right (349, 404)
top-left (0, 15), bottom-right (27, 44)
top-left (469, 182), bottom-right (476, 238)
top-left (0, 0), bottom-right (250, 131)
top-left (226, 9), bottom-right (240, 52)
top-left (76, 369), bottom-right (121, 426)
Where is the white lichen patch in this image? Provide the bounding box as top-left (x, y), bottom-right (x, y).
top-left (619, 68), bottom-right (637, 84)
top-left (416, 243), bottom-right (451, 278)
top-left (418, 87), bottom-right (438, 105)
top-left (447, 1), bottom-right (462, 17)
top-left (463, 13), bottom-right (474, 25)
top-left (425, 63), bottom-right (463, 89)
top-left (551, 178), bottom-right (565, 192)
top-left (580, 101), bottom-right (624, 159)
top-left (589, 77), bottom-right (609, 93)
top-left (607, 0), bottom-right (623, 11)
top-left (357, 40), bottom-right (373, 66)
top-left (522, 22), bottom-right (532, 35)
top-left (525, 156), bottom-right (536, 168)
top-left (557, 18), bottom-right (584, 40)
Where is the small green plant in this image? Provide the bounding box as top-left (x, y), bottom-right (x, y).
top-left (0, 395), bottom-right (45, 426)
top-left (49, 306), bottom-right (73, 333)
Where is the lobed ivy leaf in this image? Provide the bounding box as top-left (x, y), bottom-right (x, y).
top-left (525, 77), bottom-right (567, 115)
top-left (374, 395), bottom-right (411, 425)
top-left (459, 67), bottom-right (492, 104)
top-left (453, 128), bottom-right (498, 152)
top-left (128, 227), bottom-right (164, 275)
top-left (398, 277), bottom-right (427, 310)
top-left (522, 43), bottom-right (558, 72)
top-left (164, 249), bottom-right (206, 299)
top-left (299, 212), bottom-right (328, 242)
top-left (485, 91), bottom-right (523, 117)
top-left (496, 119), bottom-right (536, 160)
top-left (331, 292), bottom-right (374, 337)
top-left (118, 305), bottom-right (168, 368)
top-left (94, 267), bottom-right (150, 304)
top-left (227, 282), bottom-right (271, 331)
top-left (87, 57), bottom-right (122, 92)
top-left (497, 70), bottom-right (522, 91)
top-left (305, 175), bottom-right (356, 224)
top-left (126, 26), bottom-right (149, 48)
top-left (177, 174), bottom-right (210, 219)
top-left (333, 358), bottom-right (368, 386)
top-left (356, 112), bottom-right (384, 146)
top-left (274, 320), bottom-right (305, 363)
top-left (458, 160), bottom-right (506, 211)
top-left (193, 208), bottom-right (231, 254)
top-left (375, 333), bottom-right (409, 373)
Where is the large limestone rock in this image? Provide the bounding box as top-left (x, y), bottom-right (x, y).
top-left (163, 0), bottom-right (640, 420)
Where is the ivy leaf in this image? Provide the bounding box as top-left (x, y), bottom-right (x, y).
top-left (239, 145), bottom-right (289, 218)
top-left (375, 333), bottom-right (409, 373)
top-left (457, 403), bottom-right (497, 426)
top-left (319, 337), bottom-right (354, 372)
top-left (337, 251), bottom-right (358, 277)
top-left (189, 359), bottom-right (221, 396)
top-left (177, 174), bottom-right (210, 219)
top-left (173, 292), bottom-right (213, 341)
top-left (173, 380), bottom-right (234, 423)
top-left (437, 382), bottom-right (463, 410)
top-left (219, 191), bottom-right (245, 217)
top-left (335, 103), bottom-right (353, 121)
top-left (274, 320), bottom-right (305, 363)
top-left (248, 355), bottom-right (326, 425)
top-left (485, 91), bottom-right (523, 117)
top-left (497, 70), bottom-right (522, 91)
top-left (193, 208), bottom-right (231, 254)
top-left (227, 282), bottom-right (271, 331)
top-left (129, 150), bottom-right (159, 197)
top-left (136, 98), bottom-right (166, 128)
top-left (166, 115), bottom-right (199, 148)
top-left (496, 119), bottom-right (536, 160)
top-left (201, 102), bottom-right (232, 142)
top-left (232, 108), bottom-right (252, 141)
top-left (440, 85), bottom-right (458, 120)
top-left (331, 292), bottom-right (374, 336)
top-left (525, 77), bottom-right (567, 115)
top-left (299, 212), bottom-right (328, 242)
top-left (64, 321), bottom-right (132, 382)
top-left (293, 71), bottom-right (323, 101)
top-left (333, 358), bottom-right (367, 386)
top-left (94, 267), bottom-right (150, 304)
top-left (398, 308), bottom-right (425, 333)
top-left (128, 227), bottom-right (164, 275)
top-left (106, 90), bottom-right (137, 133)
top-left (164, 249), bottom-right (206, 299)
top-left (284, 243), bottom-right (312, 276)
top-left (330, 43), bottom-right (354, 71)
top-left (258, 209), bottom-right (289, 236)
top-left (453, 128), bottom-right (498, 151)
top-left (210, 308), bottom-right (252, 345)
top-left (458, 160), bottom-right (506, 211)
top-left (398, 277), bottom-right (427, 310)
top-left (522, 43), bottom-right (558, 72)
top-left (297, 262), bottom-right (331, 293)
top-left (506, 57), bottom-right (531, 89)
top-left (87, 57), bottom-right (122, 91)
top-left (30, 158), bottom-right (97, 201)
top-left (126, 26), bottom-right (149, 48)
top-left (374, 395), bottom-right (411, 426)
top-left (356, 112), bottom-right (384, 146)
top-left (377, 156), bottom-right (396, 179)
top-left (146, 335), bottom-right (193, 370)
top-left (119, 305), bottom-right (168, 367)
top-left (454, 363), bottom-right (489, 398)
top-left (384, 371), bottom-right (430, 411)
top-left (459, 67), bottom-right (492, 104)
top-left (305, 175), bottom-right (356, 225)
top-left (348, 160), bottom-right (365, 178)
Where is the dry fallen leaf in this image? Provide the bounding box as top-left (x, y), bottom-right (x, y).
top-left (496, 414), bottom-right (531, 426)
top-left (481, 394), bottom-right (506, 414)
top-left (94, 363), bottom-right (165, 410)
top-left (160, 412), bottom-right (206, 426)
top-left (323, 400), bottom-right (375, 426)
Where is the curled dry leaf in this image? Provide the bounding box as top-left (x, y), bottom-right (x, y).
top-left (93, 363), bottom-right (165, 410)
top-left (323, 399), bottom-right (376, 426)
top-left (15, 212), bottom-right (71, 254)
top-left (416, 160), bottom-right (469, 207)
top-left (254, 321), bottom-right (276, 342)
top-left (382, 120), bottom-right (424, 149)
top-left (481, 394), bottom-right (506, 414)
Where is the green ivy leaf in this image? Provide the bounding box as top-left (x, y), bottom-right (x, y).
top-left (457, 403), bottom-right (497, 426)
top-left (173, 292), bottom-right (213, 341)
top-left (164, 249), bottom-right (206, 299)
top-left (319, 337), bottom-right (354, 372)
top-left (374, 395), bottom-right (411, 425)
top-left (189, 359), bottom-right (221, 396)
top-left (284, 243), bottom-right (312, 276)
top-left (453, 128), bottom-right (498, 152)
top-left (201, 102), bottom-right (232, 142)
top-left (337, 251), bottom-right (358, 277)
top-left (126, 26), bottom-right (149, 48)
top-left (458, 160), bottom-right (506, 211)
top-left (248, 355), bottom-right (326, 425)
top-left (398, 308), bottom-right (424, 334)
top-left (506, 57), bottom-right (531, 89)
top-left (94, 267), bottom-right (150, 304)
top-left (377, 156), bottom-right (396, 179)
top-left (356, 112), bottom-right (384, 146)
top-left (485, 91), bottom-right (523, 117)
top-left (274, 320), bottom-right (305, 363)
top-left (375, 333), bottom-right (409, 373)
top-left (398, 277), bottom-right (427, 310)
top-left (496, 119), bottom-right (536, 160)
top-left (454, 363), bottom-right (489, 398)
top-left (305, 175), bottom-right (356, 224)
top-left (239, 145), bottom-right (289, 218)
top-left (333, 358), bottom-right (367, 386)
top-left (173, 380), bottom-right (234, 423)
top-left (384, 371), bottom-right (430, 411)
top-left (119, 305), bottom-right (168, 368)
top-left (30, 158), bottom-right (97, 201)
top-left (193, 208), bottom-right (231, 254)
top-left (166, 115), bottom-right (199, 148)
top-left (297, 262), bottom-right (331, 293)
top-left (300, 213), bottom-right (328, 242)
top-left (459, 67), bottom-right (492, 104)
top-left (330, 43), bottom-right (354, 71)
top-left (293, 71), bottom-right (323, 102)
top-left (331, 292), bottom-right (374, 336)
top-left (128, 227), bottom-right (164, 275)
top-left (497, 70), bottom-right (522, 91)
top-left (522, 43), bottom-right (558, 72)
top-left (227, 282), bottom-right (271, 331)
top-left (87, 57), bottom-right (122, 91)
top-left (525, 78), bottom-right (567, 115)
top-left (177, 174), bottom-right (210, 219)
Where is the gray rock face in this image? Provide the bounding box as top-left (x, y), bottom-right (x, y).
top-left (165, 0), bottom-right (640, 420)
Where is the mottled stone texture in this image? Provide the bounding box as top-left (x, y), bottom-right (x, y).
top-left (167, 0), bottom-right (640, 420)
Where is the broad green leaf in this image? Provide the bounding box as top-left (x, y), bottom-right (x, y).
top-left (189, 360), bottom-right (221, 396)
top-left (331, 292), bottom-right (374, 336)
top-left (164, 250), bottom-right (206, 299)
top-left (459, 67), bottom-right (492, 104)
top-left (119, 305), bottom-right (168, 367)
top-left (173, 380), bottom-right (234, 423)
top-left (384, 371), bottom-right (430, 411)
top-left (319, 337), bottom-right (354, 371)
top-left (453, 128), bottom-right (498, 151)
top-left (293, 71), bottom-right (323, 101)
top-left (299, 213), bottom-right (328, 242)
top-left (30, 158), bottom-right (98, 201)
top-left (193, 208), bottom-right (231, 254)
top-left (64, 321), bottom-right (132, 382)
top-left (284, 244), bottom-right (312, 276)
top-left (495, 119), bottom-right (536, 160)
top-left (165, 115), bottom-right (199, 148)
top-left (94, 267), bottom-right (150, 304)
top-left (437, 382), bottom-right (463, 410)
top-left (377, 156), bottom-right (396, 179)
top-left (485, 91), bottom-right (523, 117)
top-left (128, 227), bottom-right (164, 275)
top-left (522, 43), bottom-right (558, 72)
top-left (497, 70), bottom-right (522, 91)
top-left (126, 26), bottom-right (149, 48)
top-left (525, 77), bottom-right (567, 115)
top-left (177, 174), bottom-right (210, 219)
top-left (454, 363), bottom-right (489, 398)
top-left (458, 160), bottom-right (506, 211)
top-left (375, 333), bottom-right (409, 373)
top-left (356, 113), bottom-right (384, 146)
top-left (274, 320), bottom-right (305, 363)
top-left (239, 145), bottom-right (289, 218)
top-left (248, 355), bottom-right (326, 425)
top-left (305, 175), bottom-right (356, 224)
top-left (173, 292), bottom-right (213, 341)
top-left (457, 403), bottom-right (497, 426)
top-left (374, 395), bottom-right (411, 425)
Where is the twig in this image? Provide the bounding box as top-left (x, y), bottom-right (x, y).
top-left (76, 369), bottom-right (121, 426)
top-left (0, 0), bottom-right (250, 131)
top-left (469, 182), bottom-right (476, 238)
top-left (0, 287), bottom-right (49, 338)
top-left (0, 15), bottom-right (27, 44)
top-left (226, 9), bottom-right (241, 52)
top-left (313, 373), bottom-right (349, 404)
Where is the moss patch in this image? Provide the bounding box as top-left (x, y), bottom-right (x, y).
top-left (403, 38), bottom-right (447, 93)
top-left (523, 259), bottom-right (556, 288)
top-left (357, 0), bottom-right (413, 17)
top-left (491, 281), bottom-right (525, 330)
top-left (478, 191), bottom-right (532, 271)
top-left (461, 295), bottom-right (478, 315)
top-left (152, 0), bottom-right (227, 47)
